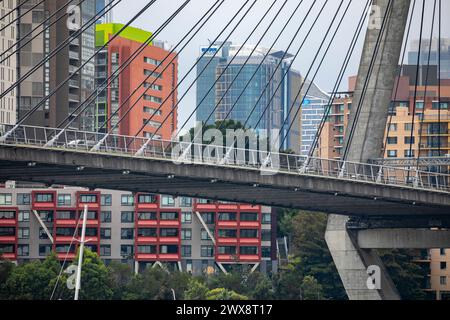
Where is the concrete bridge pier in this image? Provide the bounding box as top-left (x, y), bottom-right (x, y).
top-left (325, 215), bottom-right (400, 300)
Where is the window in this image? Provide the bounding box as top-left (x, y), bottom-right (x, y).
top-left (388, 124), bottom-right (397, 132)
top-left (56, 228), bottom-right (76, 237)
top-left (240, 212), bottom-right (258, 221)
top-left (121, 228), bottom-right (134, 240)
top-left (387, 137), bottom-right (397, 145)
top-left (121, 245), bottom-right (134, 257)
top-left (0, 245), bottom-right (15, 254)
top-left (387, 150), bottom-right (398, 158)
top-left (100, 245), bottom-right (111, 257)
top-left (18, 211), bottom-right (30, 222)
top-left (55, 244), bottom-right (76, 254)
top-left (138, 212), bottom-right (157, 221)
top-left (218, 229), bottom-right (237, 238)
top-left (80, 195), bottom-right (97, 203)
top-left (181, 245), bottom-right (192, 257)
top-left (201, 212), bottom-right (215, 224)
top-left (201, 228), bottom-right (211, 240)
top-left (137, 245), bottom-right (157, 254)
top-left (18, 245), bottom-right (29, 257)
top-left (101, 211), bottom-right (112, 223)
top-left (18, 227), bottom-right (30, 239)
top-left (34, 193), bottom-right (53, 203)
top-left (80, 211), bottom-right (97, 220)
top-left (101, 194), bottom-right (112, 206)
top-left (441, 262), bottom-right (447, 270)
top-left (17, 193), bottom-right (30, 205)
top-left (404, 150), bottom-right (415, 158)
top-left (218, 246), bottom-right (236, 255)
top-left (161, 195), bottom-right (175, 207)
top-left (100, 228), bottom-right (111, 240)
top-left (56, 211), bottom-right (76, 220)
top-left (138, 228), bottom-right (157, 237)
top-left (39, 245), bottom-right (52, 257)
top-left (143, 83), bottom-right (163, 91)
top-left (144, 57), bottom-right (161, 65)
top-left (57, 194), bottom-right (71, 207)
top-left (440, 276), bottom-right (447, 286)
top-left (143, 106), bottom-right (162, 115)
top-left (39, 228), bottom-right (50, 240)
top-left (37, 210), bottom-right (53, 222)
top-left (160, 228), bottom-right (178, 237)
top-left (0, 194), bottom-right (12, 205)
top-left (181, 229), bottom-right (192, 240)
top-left (415, 101), bottom-right (424, 110)
top-left (121, 195), bottom-right (134, 206)
top-left (180, 197), bottom-right (192, 207)
top-left (262, 213), bottom-right (271, 225)
top-left (201, 245), bottom-right (214, 257)
top-left (218, 212), bottom-right (237, 221)
top-left (0, 211), bottom-right (15, 220)
top-left (182, 212), bottom-right (192, 224)
top-left (0, 227), bottom-right (15, 237)
top-left (240, 246), bottom-right (258, 255)
top-left (261, 230), bottom-right (271, 241)
top-left (138, 194), bottom-right (157, 204)
top-left (159, 245), bottom-right (178, 254)
top-left (404, 137), bottom-right (415, 145)
top-left (143, 69), bottom-right (162, 79)
top-left (240, 229), bottom-right (258, 238)
top-left (121, 211), bottom-right (134, 223)
top-left (440, 249), bottom-right (446, 256)
top-left (262, 247), bottom-right (271, 258)
top-left (404, 123), bottom-right (413, 131)
top-left (160, 212), bottom-right (178, 221)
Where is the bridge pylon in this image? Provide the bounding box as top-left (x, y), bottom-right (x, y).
top-left (326, 0), bottom-right (411, 300)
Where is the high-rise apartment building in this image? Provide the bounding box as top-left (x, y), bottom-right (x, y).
top-left (96, 0), bottom-right (113, 24)
top-left (318, 72), bottom-right (450, 299)
top-left (0, 0), bottom-right (17, 125)
top-left (16, 0), bottom-right (96, 131)
top-left (408, 38), bottom-right (450, 80)
top-left (0, 187), bottom-right (277, 275)
top-left (300, 80), bottom-right (329, 156)
top-left (95, 23), bottom-right (178, 140)
top-left (195, 43), bottom-right (302, 152)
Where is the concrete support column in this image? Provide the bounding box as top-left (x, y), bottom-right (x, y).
top-left (344, 0), bottom-right (411, 163)
top-left (325, 215), bottom-right (401, 300)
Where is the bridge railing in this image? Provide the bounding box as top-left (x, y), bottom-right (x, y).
top-left (0, 124), bottom-right (449, 193)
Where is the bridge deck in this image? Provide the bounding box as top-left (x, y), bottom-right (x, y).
top-left (0, 143), bottom-right (449, 217)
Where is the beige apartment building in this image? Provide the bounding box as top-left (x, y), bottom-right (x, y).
top-left (318, 72), bottom-right (450, 300)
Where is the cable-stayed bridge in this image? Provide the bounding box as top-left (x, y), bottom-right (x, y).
top-left (1, 0), bottom-right (450, 300)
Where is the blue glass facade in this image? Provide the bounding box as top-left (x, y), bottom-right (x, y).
top-left (408, 39), bottom-right (450, 80)
top-left (195, 43), bottom-right (302, 151)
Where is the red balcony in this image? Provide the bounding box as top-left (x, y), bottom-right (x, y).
top-left (217, 238), bottom-right (238, 245)
top-left (158, 237), bottom-right (180, 244)
top-left (76, 191), bottom-right (101, 210)
top-left (0, 236), bottom-right (16, 243)
top-left (32, 191), bottom-right (56, 210)
top-left (136, 253), bottom-right (158, 261)
top-left (217, 221), bottom-right (238, 228)
top-left (55, 210), bottom-right (77, 227)
top-left (239, 238), bottom-right (260, 245)
top-left (239, 255), bottom-right (260, 262)
top-left (136, 237), bottom-right (158, 244)
top-left (56, 253), bottom-right (76, 260)
top-left (1, 253), bottom-right (17, 260)
top-left (137, 219), bottom-right (158, 227)
top-left (0, 208), bottom-right (18, 227)
top-left (159, 220), bottom-right (180, 227)
top-left (158, 254), bottom-right (180, 261)
top-left (135, 193), bottom-right (159, 210)
top-left (54, 236), bottom-right (74, 243)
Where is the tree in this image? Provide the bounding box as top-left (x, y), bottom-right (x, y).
top-left (280, 210), bottom-right (346, 300)
top-left (379, 249), bottom-right (428, 300)
top-left (54, 249), bottom-right (113, 300)
top-left (3, 253), bottom-right (61, 300)
top-left (184, 278), bottom-right (209, 300)
top-left (0, 258), bottom-right (15, 299)
top-left (301, 276), bottom-right (324, 300)
top-left (206, 288), bottom-right (248, 300)
top-left (108, 261), bottom-right (133, 300)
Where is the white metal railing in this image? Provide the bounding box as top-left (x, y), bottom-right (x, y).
top-left (0, 123), bottom-right (449, 193)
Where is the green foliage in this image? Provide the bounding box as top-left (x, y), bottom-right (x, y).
top-left (378, 249), bottom-right (428, 300)
top-left (184, 278), bottom-right (209, 300)
top-left (284, 211), bottom-right (346, 300)
top-left (301, 276), bottom-right (324, 300)
top-left (108, 261), bottom-right (134, 300)
top-left (2, 253), bottom-right (61, 300)
top-left (206, 288), bottom-right (248, 300)
top-left (0, 258), bottom-right (15, 299)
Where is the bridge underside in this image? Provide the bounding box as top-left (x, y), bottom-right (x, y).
top-left (0, 145), bottom-right (449, 218)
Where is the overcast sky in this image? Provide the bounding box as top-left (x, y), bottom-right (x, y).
top-left (112, 0), bottom-right (450, 130)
